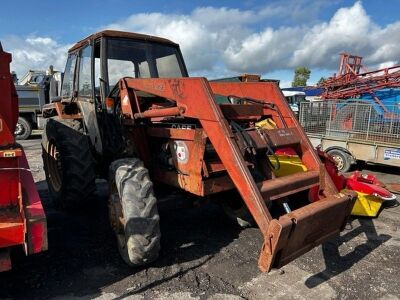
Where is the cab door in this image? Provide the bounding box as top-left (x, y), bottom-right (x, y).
top-left (60, 52), bottom-right (77, 102)
top-left (76, 43), bottom-right (103, 153)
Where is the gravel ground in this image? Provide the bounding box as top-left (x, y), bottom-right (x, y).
top-left (1, 135), bottom-right (399, 300)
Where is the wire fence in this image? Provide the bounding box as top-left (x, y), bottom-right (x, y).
top-left (299, 101), bottom-right (400, 145)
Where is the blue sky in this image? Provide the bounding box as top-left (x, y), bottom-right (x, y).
top-left (1, 0), bottom-right (399, 87)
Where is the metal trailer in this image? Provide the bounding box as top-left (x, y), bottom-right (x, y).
top-left (299, 101), bottom-right (400, 172)
top-left (14, 68), bottom-right (62, 139)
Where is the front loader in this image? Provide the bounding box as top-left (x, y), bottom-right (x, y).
top-left (41, 30), bottom-right (355, 271)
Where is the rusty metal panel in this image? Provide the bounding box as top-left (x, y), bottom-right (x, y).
top-left (219, 104), bottom-right (263, 121)
top-left (69, 30), bottom-right (179, 52)
top-left (122, 78), bottom-right (274, 235)
top-left (203, 176), bottom-right (235, 195)
top-left (259, 191), bottom-right (356, 272)
top-left (261, 128), bottom-right (301, 148)
top-left (147, 127), bottom-right (197, 141)
top-left (204, 159), bottom-right (226, 174)
top-left (258, 171), bottom-right (320, 200)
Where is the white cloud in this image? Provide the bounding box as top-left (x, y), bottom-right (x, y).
top-left (3, 1), bottom-right (400, 80)
top-left (1, 35), bottom-right (70, 78)
top-left (377, 61), bottom-right (398, 69)
top-left (102, 1), bottom-right (400, 77)
top-left (291, 1), bottom-right (374, 68)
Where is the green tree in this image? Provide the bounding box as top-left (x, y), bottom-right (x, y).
top-left (291, 67), bottom-right (311, 87)
top-left (317, 77), bottom-right (326, 86)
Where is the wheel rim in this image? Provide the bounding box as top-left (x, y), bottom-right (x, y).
top-left (332, 155), bottom-right (344, 171)
top-left (14, 122), bottom-right (24, 136)
top-left (47, 140), bottom-right (63, 192)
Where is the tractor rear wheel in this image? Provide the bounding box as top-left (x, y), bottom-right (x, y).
top-left (41, 118), bottom-right (96, 209)
top-left (109, 158), bottom-right (161, 266)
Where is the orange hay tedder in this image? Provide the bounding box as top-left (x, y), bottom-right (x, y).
top-left (0, 42), bottom-right (47, 271)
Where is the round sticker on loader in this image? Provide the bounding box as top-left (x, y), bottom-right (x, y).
top-left (174, 141), bottom-right (189, 164)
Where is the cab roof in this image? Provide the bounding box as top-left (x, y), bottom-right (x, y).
top-left (69, 30), bottom-right (178, 52)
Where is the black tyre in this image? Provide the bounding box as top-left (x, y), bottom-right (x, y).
top-left (327, 149), bottom-right (352, 173)
top-left (41, 118), bottom-right (96, 209)
top-left (109, 158), bottom-right (160, 266)
top-left (15, 117), bottom-right (32, 140)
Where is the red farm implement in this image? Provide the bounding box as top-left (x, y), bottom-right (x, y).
top-left (321, 53), bottom-right (400, 114)
top-left (0, 42), bottom-right (47, 271)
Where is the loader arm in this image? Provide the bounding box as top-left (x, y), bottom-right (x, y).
top-left (117, 77), bottom-right (356, 272)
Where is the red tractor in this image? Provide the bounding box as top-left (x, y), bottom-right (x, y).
top-left (0, 42), bottom-right (47, 271)
top-left (41, 31), bottom-right (355, 272)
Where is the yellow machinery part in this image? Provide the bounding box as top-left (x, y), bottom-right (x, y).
top-left (268, 155), bottom-right (308, 177)
top-left (260, 117), bottom-right (382, 217)
top-left (259, 118), bottom-right (308, 177)
top-left (256, 118), bottom-right (277, 130)
top-left (342, 190), bottom-right (384, 217)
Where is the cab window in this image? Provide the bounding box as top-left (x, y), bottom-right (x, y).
top-left (61, 54), bottom-right (77, 99)
top-left (78, 45), bottom-right (93, 98)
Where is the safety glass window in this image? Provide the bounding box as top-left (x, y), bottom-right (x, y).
top-left (78, 45), bottom-right (93, 98)
top-left (61, 54), bottom-right (77, 99)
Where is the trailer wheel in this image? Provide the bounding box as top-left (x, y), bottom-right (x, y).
top-left (15, 117), bottom-right (32, 140)
top-left (41, 118), bottom-right (96, 209)
top-left (109, 158), bottom-right (161, 266)
top-left (327, 149), bottom-right (352, 173)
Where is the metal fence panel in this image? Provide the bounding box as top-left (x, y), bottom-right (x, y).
top-left (299, 101), bottom-right (400, 145)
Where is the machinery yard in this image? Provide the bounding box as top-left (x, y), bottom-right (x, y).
top-left (1, 2), bottom-right (400, 299)
top-left (0, 137), bottom-right (399, 299)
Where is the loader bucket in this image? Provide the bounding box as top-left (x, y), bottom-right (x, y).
top-left (258, 192), bottom-right (355, 272)
top-left (117, 77), bottom-right (357, 272)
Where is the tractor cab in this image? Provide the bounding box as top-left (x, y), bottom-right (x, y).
top-left (46, 30), bottom-right (189, 153)
top-left (61, 30), bottom-right (188, 102)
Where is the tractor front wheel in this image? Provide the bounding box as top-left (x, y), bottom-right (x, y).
top-left (109, 158), bottom-right (161, 266)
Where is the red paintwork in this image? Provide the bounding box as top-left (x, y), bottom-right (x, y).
top-left (0, 45), bottom-right (18, 146)
top-left (316, 148), bottom-right (395, 201)
top-left (0, 43), bottom-right (47, 271)
top-left (321, 53), bottom-right (400, 114)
